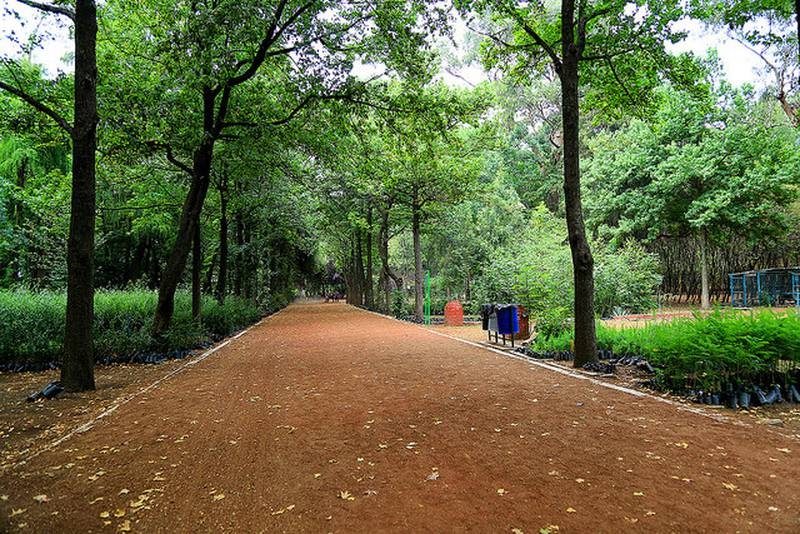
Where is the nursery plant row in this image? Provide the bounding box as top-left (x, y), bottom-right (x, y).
top-left (528, 310), bottom-right (800, 408)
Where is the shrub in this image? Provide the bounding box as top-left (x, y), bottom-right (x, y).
top-left (533, 309), bottom-right (800, 392)
top-left (0, 289), bottom-right (264, 366)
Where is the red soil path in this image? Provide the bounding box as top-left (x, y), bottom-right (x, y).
top-left (2, 302), bottom-right (800, 533)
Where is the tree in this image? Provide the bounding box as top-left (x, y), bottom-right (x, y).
top-left (101, 0), bottom-right (443, 335)
top-left (700, 0), bottom-right (799, 125)
top-left (460, 0), bottom-right (687, 366)
top-left (585, 83), bottom-right (800, 306)
top-left (380, 83), bottom-right (488, 321)
top-left (1, 0), bottom-right (98, 391)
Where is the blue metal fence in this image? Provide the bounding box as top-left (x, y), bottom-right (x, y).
top-left (729, 268), bottom-right (800, 307)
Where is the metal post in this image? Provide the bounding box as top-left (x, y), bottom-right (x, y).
top-left (743, 275), bottom-right (748, 307)
top-left (729, 273), bottom-right (734, 307)
top-left (756, 272), bottom-right (762, 306)
top-left (424, 270), bottom-right (431, 325)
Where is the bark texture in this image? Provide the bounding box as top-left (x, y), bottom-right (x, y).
top-left (61, 0), bottom-right (97, 391)
top-left (412, 200), bottom-right (423, 322)
top-left (560, 0), bottom-right (597, 367)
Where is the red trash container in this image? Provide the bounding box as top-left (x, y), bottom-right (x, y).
top-left (444, 300), bottom-right (464, 326)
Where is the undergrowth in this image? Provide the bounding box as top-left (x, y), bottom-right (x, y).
top-left (0, 290), bottom-right (263, 366)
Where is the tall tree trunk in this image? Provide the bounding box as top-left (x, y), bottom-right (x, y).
top-left (61, 0), bottom-right (97, 392)
top-left (243, 220), bottom-right (253, 300)
top-left (700, 230), bottom-right (710, 309)
top-left (234, 212), bottom-right (244, 297)
top-left (204, 250), bottom-right (217, 294)
top-left (365, 207), bottom-right (374, 309)
top-left (560, 0), bottom-right (597, 367)
top-left (153, 86), bottom-right (218, 336)
top-left (355, 228), bottom-right (365, 306)
top-left (192, 219), bottom-right (201, 320)
top-left (412, 199), bottom-right (423, 323)
top-left (152, 138), bottom-right (213, 336)
top-left (215, 175), bottom-right (228, 303)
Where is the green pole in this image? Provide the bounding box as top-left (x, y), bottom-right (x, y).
top-left (424, 270), bottom-right (431, 325)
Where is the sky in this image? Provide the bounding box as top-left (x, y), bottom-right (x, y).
top-left (0, 5), bottom-right (772, 89)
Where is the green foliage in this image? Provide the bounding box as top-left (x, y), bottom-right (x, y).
top-left (0, 290), bottom-right (262, 365)
top-left (473, 208), bottom-right (661, 336)
top-left (594, 241), bottom-right (662, 318)
top-left (535, 310), bottom-right (800, 391)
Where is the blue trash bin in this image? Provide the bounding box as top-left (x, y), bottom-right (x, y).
top-left (496, 305), bottom-right (519, 335)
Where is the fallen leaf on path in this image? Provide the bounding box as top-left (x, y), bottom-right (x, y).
top-left (378, 443), bottom-right (387, 449)
top-left (118, 489), bottom-right (129, 495)
top-left (113, 509), bottom-right (126, 518)
top-left (426, 471), bottom-right (440, 481)
top-left (633, 492), bottom-right (644, 497)
top-left (566, 507), bottom-right (576, 513)
top-left (539, 526), bottom-right (559, 534)
top-left (99, 511), bottom-right (110, 518)
top-left (32, 495), bottom-right (49, 503)
top-left (722, 482), bottom-right (738, 491)
top-left (497, 488), bottom-right (507, 496)
top-left (769, 506), bottom-right (779, 512)
top-left (118, 519), bottom-right (132, 532)
top-left (0, 495), bottom-right (7, 501)
top-left (645, 511), bottom-right (656, 516)
top-left (625, 517), bottom-right (639, 524)
top-left (338, 490), bottom-right (355, 501)
top-left (575, 478), bottom-right (584, 483)
top-left (777, 448), bottom-right (791, 454)
top-left (10, 508), bottom-right (26, 517)
top-left (511, 528), bottom-right (524, 534)
top-left (314, 473), bottom-right (321, 479)
top-left (213, 494), bottom-right (226, 501)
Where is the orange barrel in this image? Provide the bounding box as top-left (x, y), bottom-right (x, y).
top-left (514, 305), bottom-right (530, 340)
top-left (444, 300), bottom-right (464, 326)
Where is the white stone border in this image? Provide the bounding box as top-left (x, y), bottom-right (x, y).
top-left (10, 308), bottom-right (285, 470)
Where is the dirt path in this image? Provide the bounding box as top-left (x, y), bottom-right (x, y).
top-left (2, 302), bottom-right (799, 533)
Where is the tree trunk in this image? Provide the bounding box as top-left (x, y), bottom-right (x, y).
top-left (355, 228), bottom-right (365, 306)
top-left (234, 212), bottom-right (244, 297)
top-left (700, 230), bottom-right (710, 309)
top-left (412, 199), bottom-right (423, 322)
top-left (192, 218), bottom-right (202, 320)
top-left (61, 0), bottom-right (97, 392)
top-left (365, 207), bottom-right (374, 309)
top-left (153, 137), bottom-right (214, 336)
top-left (215, 175), bottom-right (228, 303)
top-left (153, 84), bottom-right (221, 336)
top-left (204, 250), bottom-right (217, 294)
top-left (560, 0), bottom-right (597, 368)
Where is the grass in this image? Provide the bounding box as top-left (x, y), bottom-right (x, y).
top-left (0, 289), bottom-right (264, 366)
top-left (533, 309), bottom-right (800, 392)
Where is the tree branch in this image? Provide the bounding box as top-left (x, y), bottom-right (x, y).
top-left (496, 3), bottom-right (562, 69)
top-left (227, 0), bottom-right (316, 88)
top-left (14, 0), bottom-right (74, 20)
top-left (146, 141), bottom-right (193, 176)
top-left (0, 79), bottom-right (73, 135)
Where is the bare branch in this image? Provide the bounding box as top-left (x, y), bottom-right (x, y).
top-left (0, 79), bottom-right (73, 135)
top-left (14, 0), bottom-right (74, 20)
